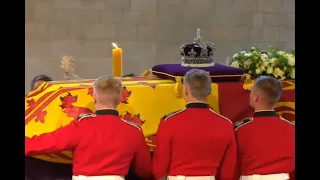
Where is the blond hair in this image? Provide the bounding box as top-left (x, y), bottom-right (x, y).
top-left (93, 76), bottom-right (122, 105)
top-left (184, 69), bottom-right (212, 101)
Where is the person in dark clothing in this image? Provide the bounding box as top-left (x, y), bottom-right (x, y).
top-left (122, 73), bottom-right (136, 77)
top-left (26, 74), bottom-right (72, 180)
top-left (30, 74), bottom-right (53, 91)
top-left (25, 157), bottom-right (72, 180)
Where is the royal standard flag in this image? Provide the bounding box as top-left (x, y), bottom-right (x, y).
top-left (25, 76), bottom-right (294, 164)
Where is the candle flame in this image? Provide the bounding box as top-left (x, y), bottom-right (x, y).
top-left (112, 43), bottom-right (118, 49)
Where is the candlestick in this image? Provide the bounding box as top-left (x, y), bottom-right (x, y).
top-left (112, 43), bottom-right (123, 77)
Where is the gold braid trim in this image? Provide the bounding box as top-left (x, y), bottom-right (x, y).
top-left (142, 69), bottom-right (243, 98)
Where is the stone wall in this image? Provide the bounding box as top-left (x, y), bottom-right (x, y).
top-left (25, 0), bottom-right (295, 92)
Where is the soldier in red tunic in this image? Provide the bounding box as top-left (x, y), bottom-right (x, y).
top-left (234, 76), bottom-right (295, 180)
top-left (25, 76), bottom-right (152, 180)
top-left (152, 69), bottom-right (237, 180)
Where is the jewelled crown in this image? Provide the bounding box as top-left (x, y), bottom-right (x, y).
top-left (180, 28), bottom-right (216, 67)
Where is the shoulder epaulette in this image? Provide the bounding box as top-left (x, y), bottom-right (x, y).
top-left (208, 108), bottom-right (232, 124)
top-left (77, 113), bottom-right (96, 121)
top-left (280, 116), bottom-right (295, 125)
top-left (234, 117), bottom-right (253, 131)
top-left (162, 108), bottom-right (186, 121)
top-left (121, 119), bottom-right (141, 130)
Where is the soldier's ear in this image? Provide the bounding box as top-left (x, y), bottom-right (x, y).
top-left (184, 86), bottom-right (189, 96)
top-left (207, 89), bottom-right (211, 96)
top-left (93, 93), bottom-right (97, 104)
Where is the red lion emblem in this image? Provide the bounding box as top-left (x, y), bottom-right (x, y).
top-left (26, 99), bottom-right (36, 110)
top-left (121, 111), bottom-right (145, 126)
top-left (88, 88), bottom-right (93, 97)
top-left (60, 92), bottom-right (94, 120)
top-left (120, 87), bottom-right (131, 104)
top-left (25, 98), bottom-right (48, 123)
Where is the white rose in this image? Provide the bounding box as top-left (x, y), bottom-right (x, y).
top-left (243, 60), bottom-right (252, 69)
top-left (290, 69), bottom-right (295, 79)
top-left (267, 66), bottom-right (273, 74)
top-left (277, 51), bottom-right (285, 55)
top-left (262, 60), bottom-right (269, 67)
top-left (273, 67), bottom-right (284, 78)
top-left (287, 54), bottom-right (295, 66)
top-left (261, 53), bottom-right (268, 61)
top-left (240, 51), bottom-right (246, 54)
top-left (233, 53), bottom-right (238, 59)
top-left (270, 58), bottom-right (277, 67)
top-left (244, 53), bottom-right (252, 57)
top-left (256, 68), bottom-right (262, 74)
top-left (279, 75), bottom-right (286, 80)
top-left (231, 61), bottom-right (240, 68)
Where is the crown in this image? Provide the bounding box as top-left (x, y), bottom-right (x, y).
top-left (180, 28), bottom-right (216, 67)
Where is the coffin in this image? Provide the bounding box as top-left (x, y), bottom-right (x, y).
top-left (25, 76), bottom-right (295, 164)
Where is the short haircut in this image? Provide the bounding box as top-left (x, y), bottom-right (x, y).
top-left (31, 75), bottom-right (53, 91)
top-left (253, 76), bottom-right (283, 105)
top-left (184, 69), bottom-right (212, 100)
top-left (93, 76), bottom-right (123, 105)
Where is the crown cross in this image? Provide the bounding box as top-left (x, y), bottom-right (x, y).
top-left (194, 28), bottom-right (202, 43)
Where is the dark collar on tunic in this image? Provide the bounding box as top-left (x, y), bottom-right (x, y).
top-left (96, 109), bottom-right (119, 116)
top-left (186, 102), bottom-right (208, 109)
top-left (253, 110), bottom-right (277, 117)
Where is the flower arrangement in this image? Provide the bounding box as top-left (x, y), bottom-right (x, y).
top-left (229, 47), bottom-right (295, 80)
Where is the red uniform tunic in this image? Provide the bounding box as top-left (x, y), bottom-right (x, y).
top-left (235, 111), bottom-right (295, 177)
top-left (152, 103), bottom-right (237, 180)
top-left (25, 109), bottom-right (152, 178)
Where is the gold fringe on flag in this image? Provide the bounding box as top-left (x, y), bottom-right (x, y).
top-left (241, 73), bottom-right (254, 91)
top-left (173, 76), bottom-right (183, 98)
top-left (142, 69), bottom-right (152, 76)
top-left (142, 69), bottom-right (243, 97)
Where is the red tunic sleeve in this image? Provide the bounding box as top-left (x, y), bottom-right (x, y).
top-left (152, 119), bottom-right (172, 179)
top-left (234, 129), bottom-right (244, 180)
top-left (217, 128), bottom-right (237, 180)
top-left (131, 130), bottom-right (153, 178)
top-left (25, 120), bottom-right (82, 156)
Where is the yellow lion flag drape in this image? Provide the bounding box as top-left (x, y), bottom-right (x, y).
top-left (25, 77), bottom-right (220, 163)
top-left (25, 77), bottom-right (294, 164)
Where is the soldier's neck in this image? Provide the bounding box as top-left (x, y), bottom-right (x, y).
top-left (95, 104), bottom-right (117, 111)
top-left (187, 100), bottom-right (206, 104)
top-left (254, 105), bottom-right (274, 112)
top-left (185, 97), bottom-right (206, 104)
